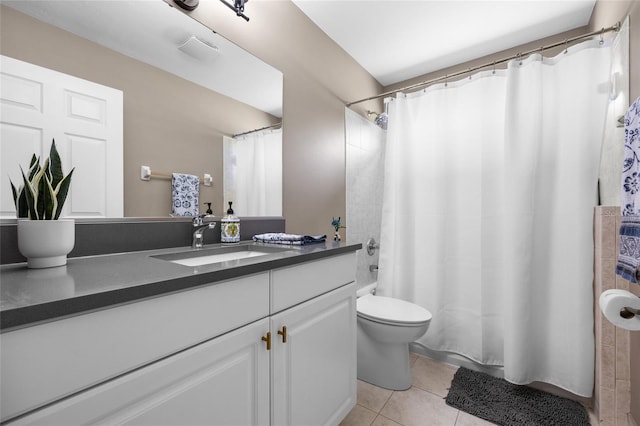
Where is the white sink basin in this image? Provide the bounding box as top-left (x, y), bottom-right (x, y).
top-left (169, 250), bottom-right (271, 266)
top-left (152, 245), bottom-right (293, 267)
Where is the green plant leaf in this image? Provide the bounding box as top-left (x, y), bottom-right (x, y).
top-left (20, 167), bottom-right (38, 219)
top-left (16, 187), bottom-right (29, 218)
top-left (42, 175), bottom-right (57, 220)
top-left (52, 168), bottom-right (74, 219)
top-left (9, 179), bottom-right (28, 218)
top-left (27, 154), bottom-right (40, 181)
top-left (10, 179), bottom-right (18, 206)
top-left (35, 158), bottom-right (51, 219)
top-left (48, 139), bottom-right (64, 188)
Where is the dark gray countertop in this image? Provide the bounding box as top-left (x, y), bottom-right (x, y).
top-left (0, 241), bottom-right (361, 331)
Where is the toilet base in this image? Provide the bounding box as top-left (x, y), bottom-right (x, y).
top-left (357, 325), bottom-right (411, 391)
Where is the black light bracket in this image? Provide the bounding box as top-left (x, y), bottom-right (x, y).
top-left (220, 0), bottom-right (250, 21)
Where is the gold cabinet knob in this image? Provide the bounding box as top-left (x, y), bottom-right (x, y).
top-left (277, 326), bottom-right (287, 343)
top-left (262, 331), bottom-right (271, 350)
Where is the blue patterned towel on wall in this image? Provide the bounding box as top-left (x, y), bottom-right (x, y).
top-left (172, 173), bottom-right (199, 217)
top-left (252, 233), bottom-right (326, 245)
top-left (616, 97), bottom-right (640, 283)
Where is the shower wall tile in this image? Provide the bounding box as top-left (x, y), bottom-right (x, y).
top-left (617, 274), bottom-right (631, 291)
top-left (346, 109), bottom-right (386, 290)
top-left (602, 206), bottom-right (620, 216)
top-left (600, 387), bottom-right (616, 426)
top-left (603, 314), bottom-right (616, 347)
top-left (601, 214), bottom-right (619, 258)
top-left (603, 258), bottom-right (618, 291)
top-left (595, 360), bottom-right (601, 400)
top-left (594, 206), bottom-right (632, 426)
top-left (616, 327), bottom-right (630, 380)
top-left (601, 344), bottom-right (616, 390)
top-left (616, 380), bottom-right (631, 426)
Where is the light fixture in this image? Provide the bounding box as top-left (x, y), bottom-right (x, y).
top-left (174, 0), bottom-right (250, 22)
top-left (174, 0), bottom-right (199, 11)
top-left (220, 0), bottom-right (249, 21)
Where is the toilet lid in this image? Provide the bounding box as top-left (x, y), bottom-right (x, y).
top-left (357, 295), bottom-right (432, 325)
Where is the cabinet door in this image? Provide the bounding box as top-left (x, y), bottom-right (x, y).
top-left (271, 283), bottom-right (356, 426)
top-left (12, 319), bottom-right (270, 426)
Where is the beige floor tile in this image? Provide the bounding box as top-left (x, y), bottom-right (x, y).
top-left (372, 414), bottom-right (403, 426)
top-left (410, 352), bottom-right (419, 366)
top-left (358, 380), bottom-right (394, 413)
top-left (454, 411), bottom-right (496, 426)
top-left (340, 404), bottom-right (378, 426)
top-left (411, 356), bottom-right (458, 398)
top-left (380, 387), bottom-right (459, 426)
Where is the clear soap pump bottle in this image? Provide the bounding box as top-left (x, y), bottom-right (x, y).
top-left (221, 201), bottom-right (240, 243)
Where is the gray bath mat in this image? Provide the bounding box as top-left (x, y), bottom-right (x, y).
top-left (445, 367), bottom-right (590, 425)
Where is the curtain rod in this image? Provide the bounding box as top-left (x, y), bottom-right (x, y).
top-left (233, 122), bottom-right (282, 138)
top-left (347, 22), bottom-right (621, 107)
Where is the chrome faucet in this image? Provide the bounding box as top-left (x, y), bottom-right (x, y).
top-left (192, 214), bottom-right (216, 249)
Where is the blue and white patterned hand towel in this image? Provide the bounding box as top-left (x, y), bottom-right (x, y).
top-left (171, 173), bottom-right (199, 217)
top-left (616, 97), bottom-right (640, 283)
top-left (252, 233), bottom-right (326, 245)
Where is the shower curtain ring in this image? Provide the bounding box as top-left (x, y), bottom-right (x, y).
top-left (599, 28), bottom-right (605, 45)
top-left (517, 53), bottom-right (522, 66)
top-left (492, 61), bottom-right (496, 75)
top-left (444, 74), bottom-right (448, 87)
top-left (564, 39), bottom-right (569, 54)
top-left (468, 68), bottom-right (472, 80)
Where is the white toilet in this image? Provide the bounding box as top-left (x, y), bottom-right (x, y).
top-left (356, 284), bottom-right (432, 390)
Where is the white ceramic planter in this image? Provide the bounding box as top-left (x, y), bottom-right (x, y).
top-left (17, 219), bottom-right (75, 268)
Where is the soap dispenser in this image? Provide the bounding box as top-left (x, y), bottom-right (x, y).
top-left (221, 202), bottom-right (240, 243)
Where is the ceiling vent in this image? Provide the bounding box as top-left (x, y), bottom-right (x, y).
top-left (178, 36), bottom-right (220, 62)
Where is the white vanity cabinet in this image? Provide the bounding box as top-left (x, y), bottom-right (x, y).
top-left (2, 252), bottom-right (357, 426)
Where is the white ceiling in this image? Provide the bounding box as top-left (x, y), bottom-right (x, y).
top-left (292, 0), bottom-right (597, 87)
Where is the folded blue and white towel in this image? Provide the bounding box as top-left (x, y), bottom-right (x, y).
top-left (172, 173), bottom-right (199, 217)
top-left (252, 233), bottom-right (326, 245)
top-left (616, 216), bottom-right (640, 283)
top-left (617, 97), bottom-right (640, 284)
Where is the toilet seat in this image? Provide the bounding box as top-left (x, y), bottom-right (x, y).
top-left (357, 295), bottom-right (432, 326)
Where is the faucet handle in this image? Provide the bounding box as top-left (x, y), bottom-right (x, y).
top-left (192, 213), bottom-right (216, 227)
top-left (192, 214), bottom-right (205, 226)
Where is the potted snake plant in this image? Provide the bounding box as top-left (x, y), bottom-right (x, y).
top-left (10, 139), bottom-right (75, 268)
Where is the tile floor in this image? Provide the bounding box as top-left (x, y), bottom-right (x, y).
top-left (340, 353), bottom-right (598, 426)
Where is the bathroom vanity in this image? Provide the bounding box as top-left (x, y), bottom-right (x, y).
top-left (0, 241), bottom-right (359, 425)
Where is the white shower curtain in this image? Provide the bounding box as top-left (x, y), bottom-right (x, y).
top-left (377, 39), bottom-right (611, 396)
top-left (223, 128), bottom-right (282, 216)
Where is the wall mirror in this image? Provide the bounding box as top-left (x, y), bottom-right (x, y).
top-left (1, 0), bottom-right (283, 218)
